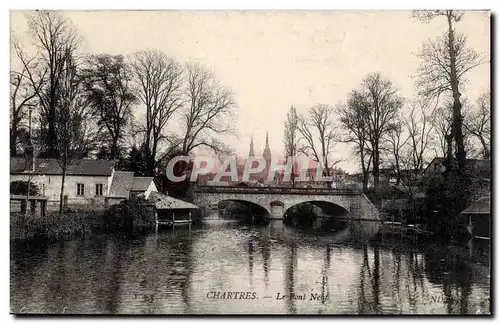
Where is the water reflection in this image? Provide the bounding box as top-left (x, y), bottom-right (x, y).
top-left (10, 219), bottom-right (490, 315)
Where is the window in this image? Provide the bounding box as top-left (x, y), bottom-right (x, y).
top-left (77, 183), bottom-right (85, 196)
top-left (95, 184), bottom-right (103, 196)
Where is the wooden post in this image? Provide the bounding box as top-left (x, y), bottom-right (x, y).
top-left (155, 210), bottom-right (158, 233)
top-left (43, 200), bottom-right (46, 218)
top-left (20, 200), bottom-right (26, 213)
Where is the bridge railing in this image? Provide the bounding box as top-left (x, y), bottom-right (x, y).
top-left (192, 185), bottom-right (360, 195)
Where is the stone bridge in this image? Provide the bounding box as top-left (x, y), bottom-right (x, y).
top-left (192, 186), bottom-right (380, 221)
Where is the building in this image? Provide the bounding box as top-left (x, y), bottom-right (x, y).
top-left (107, 171), bottom-right (158, 205)
top-left (10, 157), bottom-right (157, 210)
top-left (461, 196), bottom-right (490, 240)
top-left (423, 157), bottom-right (491, 200)
top-left (423, 157), bottom-right (491, 180)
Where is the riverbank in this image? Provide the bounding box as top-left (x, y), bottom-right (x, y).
top-left (10, 197), bottom-right (159, 242)
top-left (10, 211), bottom-right (102, 242)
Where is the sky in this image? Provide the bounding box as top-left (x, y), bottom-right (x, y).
top-left (10, 10), bottom-right (490, 173)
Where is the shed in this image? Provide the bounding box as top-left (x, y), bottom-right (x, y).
top-left (461, 196), bottom-right (490, 239)
top-left (147, 192), bottom-right (199, 225)
top-left (106, 171), bottom-right (158, 205)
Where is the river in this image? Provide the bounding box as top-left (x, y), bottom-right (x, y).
top-left (10, 218), bottom-right (490, 315)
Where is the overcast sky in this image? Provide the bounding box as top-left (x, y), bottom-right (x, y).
top-left (10, 10), bottom-right (490, 173)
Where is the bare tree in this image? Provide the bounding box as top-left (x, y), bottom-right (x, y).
top-left (401, 102), bottom-right (434, 180)
top-left (181, 62), bottom-right (236, 156)
top-left (386, 113), bottom-right (409, 185)
top-left (10, 43), bottom-right (39, 156)
top-left (20, 10), bottom-right (80, 158)
top-left (283, 105), bottom-right (299, 186)
top-left (81, 54), bottom-right (137, 159)
top-left (54, 51), bottom-right (93, 215)
top-left (464, 91), bottom-right (490, 159)
top-left (430, 103), bottom-right (453, 157)
top-left (347, 73), bottom-right (403, 189)
top-left (338, 93), bottom-right (373, 191)
top-left (413, 10), bottom-right (486, 175)
top-left (131, 50), bottom-right (184, 175)
top-left (297, 104), bottom-right (341, 186)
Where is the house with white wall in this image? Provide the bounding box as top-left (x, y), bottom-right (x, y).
top-left (10, 157), bottom-right (158, 210)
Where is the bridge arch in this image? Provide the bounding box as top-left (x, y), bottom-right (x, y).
top-left (283, 200), bottom-right (350, 229)
top-left (283, 200), bottom-right (349, 219)
top-left (210, 198), bottom-right (272, 220)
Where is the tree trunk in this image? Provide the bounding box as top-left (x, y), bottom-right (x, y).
top-left (110, 137), bottom-right (119, 160)
top-left (373, 145), bottom-right (380, 190)
top-left (445, 133), bottom-right (453, 174)
top-left (46, 122), bottom-right (57, 158)
top-left (10, 129), bottom-right (17, 157)
top-left (479, 136), bottom-right (490, 159)
top-left (395, 156), bottom-right (401, 185)
top-left (59, 165), bottom-right (67, 216)
top-left (360, 147), bottom-right (369, 192)
top-left (362, 171), bottom-right (369, 192)
top-left (146, 154), bottom-right (155, 176)
top-left (25, 175), bottom-right (31, 216)
top-left (447, 12), bottom-right (466, 175)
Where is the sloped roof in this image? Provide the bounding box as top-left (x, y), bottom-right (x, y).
top-left (148, 192), bottom-right (199, 210)
top-left (461, 196), bottom-right (490, 215)
top-left (424, 157), bottom-right (491, 178)
top-left (131, 177), bottom-right (155, 192)
top-left (108, 171), bottom-right (135, 198)
top-left (10, 157), bottom-right (115, 176)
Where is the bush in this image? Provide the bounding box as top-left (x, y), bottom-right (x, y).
top-left (10, 211), bottom-right (101, 241)
top-left (102, 197), bottom-right (155, 232)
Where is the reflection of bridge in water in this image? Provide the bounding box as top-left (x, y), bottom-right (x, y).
top-left (192, 186), bottom-right (380, 221)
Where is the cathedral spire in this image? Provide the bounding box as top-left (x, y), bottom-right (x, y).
top-left (248, 136), bottom-right (255, 156)
top-left (263, 131), bottom-right (271, 163)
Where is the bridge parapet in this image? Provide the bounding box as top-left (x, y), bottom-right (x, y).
top-left (192, 185), bottom-right (360, 196)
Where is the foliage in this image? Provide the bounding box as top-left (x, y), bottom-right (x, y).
top-left (81, 54), bottom-right (137, 159)
top-left (102, 197), bottom-right (155, 232)
top-left (120, 144), bottom-right (149, 176)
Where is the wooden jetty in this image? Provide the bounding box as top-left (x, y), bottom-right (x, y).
top-left (379, 221), bottom-right (433, 237)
